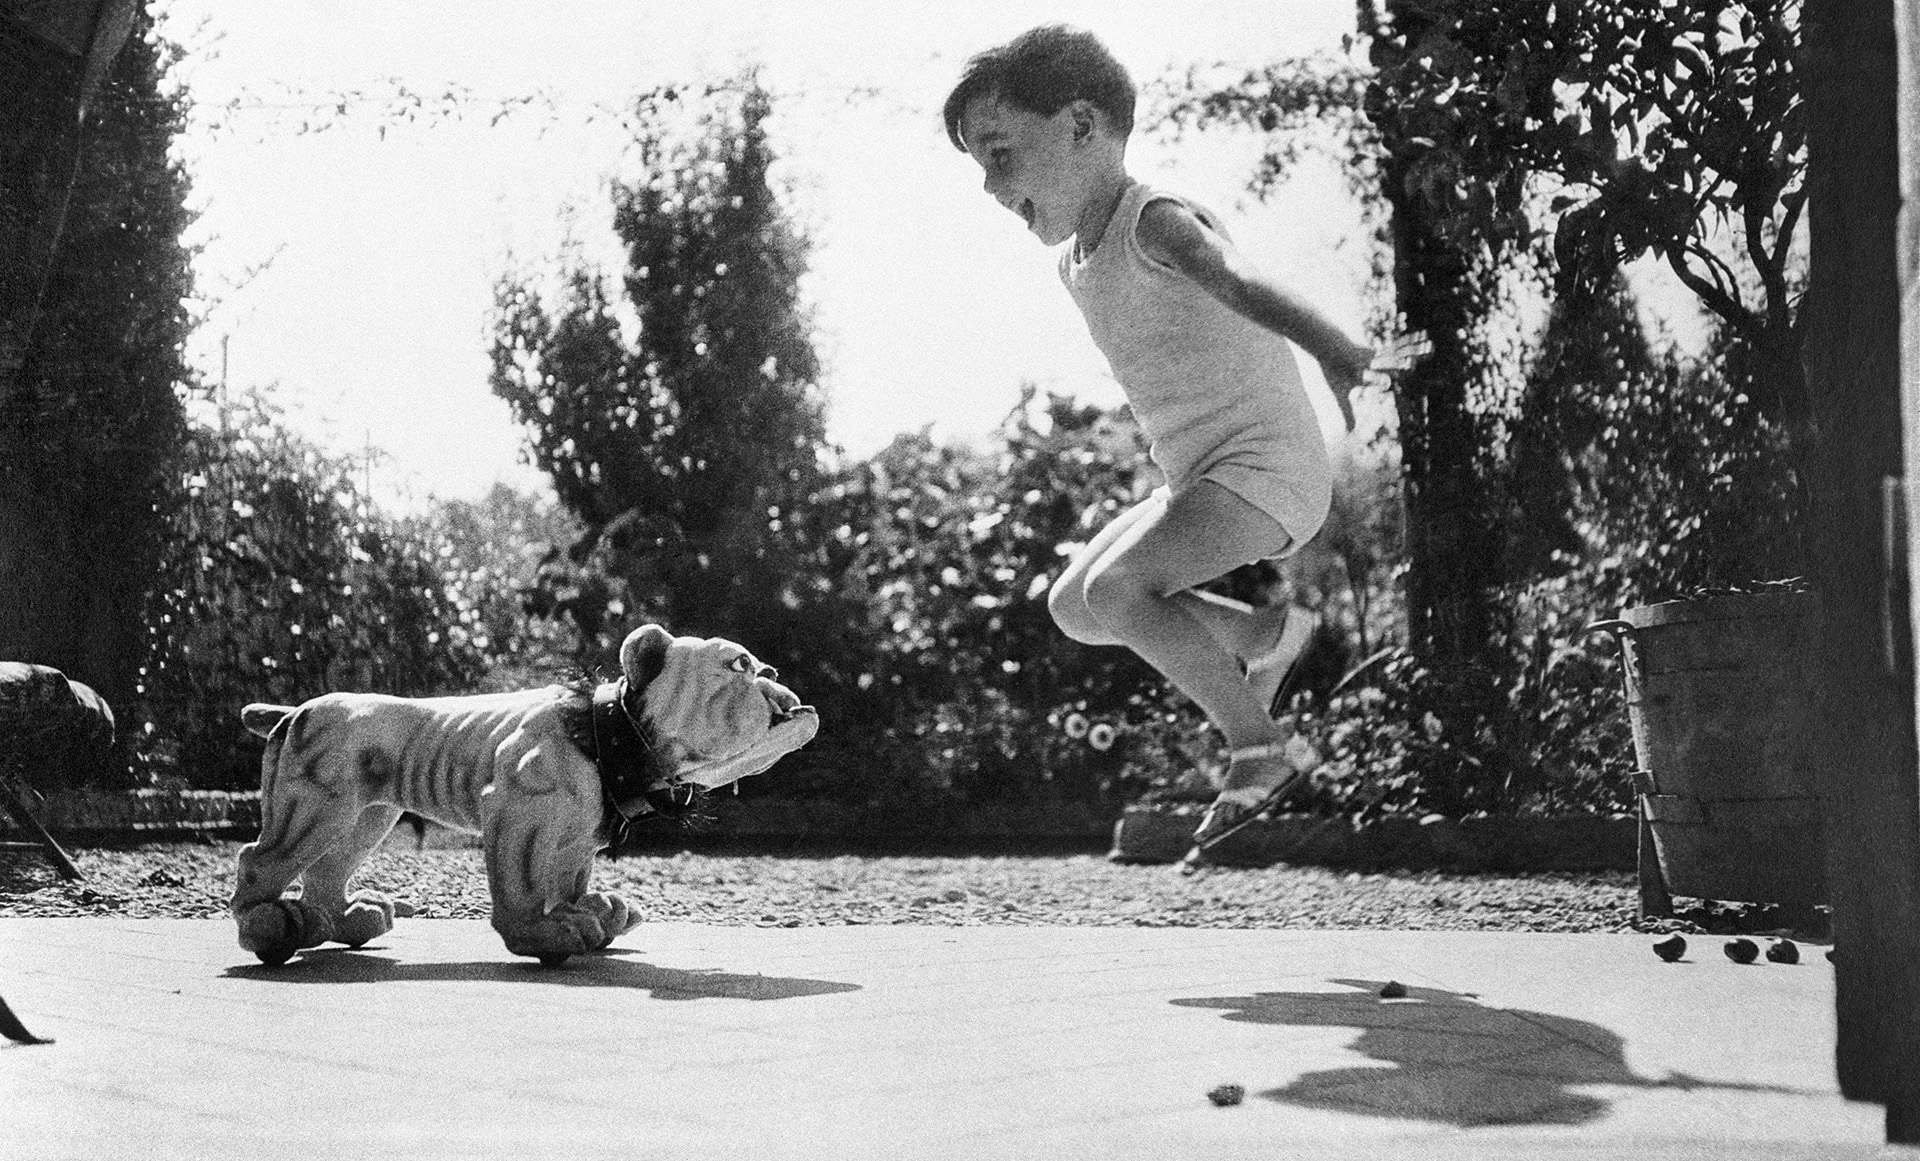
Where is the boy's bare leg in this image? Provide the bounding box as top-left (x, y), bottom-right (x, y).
top-left (1071, 482), bottom-right (1301, 796)
top-left (1047, 491), bottom-right (1170, 647)
top-left (1175, 592), bottom-right (1318, 716)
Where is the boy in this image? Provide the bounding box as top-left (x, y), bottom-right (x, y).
top-left (944, 26), bottom-right (1394, 861)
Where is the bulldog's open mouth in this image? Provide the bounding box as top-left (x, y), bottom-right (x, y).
top-left (660, 700), bottom-right (818, 793)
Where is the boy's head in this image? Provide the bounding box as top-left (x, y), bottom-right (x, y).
top-left (941, 25), bottom-right (1135, 154)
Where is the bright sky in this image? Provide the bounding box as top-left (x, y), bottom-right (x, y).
top-left (162, 2), bottom-right (1379, 507)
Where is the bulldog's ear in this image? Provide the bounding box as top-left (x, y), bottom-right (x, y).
top-left (619, 624), bottom-right (674, 690)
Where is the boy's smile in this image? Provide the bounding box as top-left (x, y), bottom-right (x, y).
top-left (958, 96), bottom-right (1124, 249)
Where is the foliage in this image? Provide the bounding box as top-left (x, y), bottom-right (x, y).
top-left (1354, 0), bottom-right (1809, 430)
top-left (0, 13), bottom-right (194, 719)
top-left (1485, 267), bottom-right (1802, 595)
top-left (1309, 449), bottom-right (1406, 661)
top-left (698, 390), bottom-right (1208, 821)
top-left (489, 75), bottom-right (827, 669)
top-left (1359, 1), bottom-right (1803, 320)
top-left (139, 392), bottom-right (511, 790)
top-left (1285, 280), bottom-right (1799, 820)
top-left (1293, 584), bottom-right (1634, 822)
top-left (1154, 52), bottom-right (1379, 206)
top-left (401, 485), bottom-right (585, 691)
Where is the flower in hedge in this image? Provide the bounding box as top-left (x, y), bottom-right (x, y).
top-left (1063, 712), bottom-right (1091, 739)
top-left (1087, 722), bottom-right (1116, 751)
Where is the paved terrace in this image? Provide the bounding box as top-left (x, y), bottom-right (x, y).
top-left (1, 918), bottom-right (1913, 1160)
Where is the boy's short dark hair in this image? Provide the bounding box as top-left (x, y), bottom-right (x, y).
top-left (942, 25), bottom-right (1136, 152)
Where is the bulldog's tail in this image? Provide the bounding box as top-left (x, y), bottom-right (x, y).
top-left (241, 704), bottom-right (295, 739)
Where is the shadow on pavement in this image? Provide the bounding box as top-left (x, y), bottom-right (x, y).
top-left (224, 945), bottom-right (860, 1001)
top-left (1173, 978), bottom-right (1802, 1127)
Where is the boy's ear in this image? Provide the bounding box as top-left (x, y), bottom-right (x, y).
top-left (1071, 103), bottom-right (1095, 141)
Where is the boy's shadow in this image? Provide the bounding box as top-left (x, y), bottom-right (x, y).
top-left (1173, 979), bottom-right (1801, 1127)
top-left (224, 945), bottom-right (860, 1002)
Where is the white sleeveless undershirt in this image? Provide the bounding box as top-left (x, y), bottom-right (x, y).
top-left (1061, 181), bottom-right (1332, 551)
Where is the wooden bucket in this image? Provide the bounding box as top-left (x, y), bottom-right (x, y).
top-left (1592, 591), bottom-right (1826, 914)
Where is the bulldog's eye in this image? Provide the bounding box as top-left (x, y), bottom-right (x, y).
top-left (728, 655), bottom-right (754, 673)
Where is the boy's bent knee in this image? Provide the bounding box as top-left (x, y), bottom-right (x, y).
top-left (1048, 574), bottom-right (1113, 645)
top-left (1081, 562), bottom-right (1158, 629)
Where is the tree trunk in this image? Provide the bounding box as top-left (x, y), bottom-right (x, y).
top-left (1803, 0), bottom-right (1920, 1140)
top-left (1366, 0), bottom-right (1504, 683)
top-left (1380, 160), bottom-right (1500, 678)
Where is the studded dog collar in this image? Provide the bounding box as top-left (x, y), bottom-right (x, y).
top-left (590, 678), bottom-right (695, 841)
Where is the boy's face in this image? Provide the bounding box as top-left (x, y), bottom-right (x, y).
top-left (958, 95), bottom-right (1098, 247)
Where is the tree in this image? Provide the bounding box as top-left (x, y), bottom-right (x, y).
top-left (490, 76), bottom-right (826, 665)
top-left (0, 9), bottom-right (192, 722)
top-left (1363, 9), bottom-right (1513, 679)
top-left (1356, 0), bottom-right (1810, 533)
top-left (1500, 273), bottom-right (1655, 578)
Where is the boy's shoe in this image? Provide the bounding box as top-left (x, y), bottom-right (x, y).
top-left (1178, 736), bottom-right (1321, 873)
top-left (1240, 605), bottom-right (1320, 719)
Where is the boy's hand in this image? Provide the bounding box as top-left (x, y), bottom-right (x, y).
top-left (1321, 339), bottom-right (1373, 433)
top-left (1370, 330), bottom-right (1432, 373)
top-left (1326, 331), bottom-right (1431, 433)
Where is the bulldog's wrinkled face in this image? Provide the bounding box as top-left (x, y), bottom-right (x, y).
top-left (618, 624), bottom-right (818, 791)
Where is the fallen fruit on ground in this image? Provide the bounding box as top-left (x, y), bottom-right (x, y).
top-left (1765, 939), bottom-right (1799, 964)
top-left (1379, 980), bottom-right (1408, 998)
top-left (1653, 935), bottom-right (1687, 962)
top-left (1724, 938), bottom-right (1759, 964)
top-left (1207, 1084), bottom-right (1244, 1107)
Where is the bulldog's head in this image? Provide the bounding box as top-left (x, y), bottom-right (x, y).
top-left (618, 624), bottom-right (818, 793)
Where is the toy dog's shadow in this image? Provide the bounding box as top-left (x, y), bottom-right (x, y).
top-left (224, 945), bottom-right (860, 1002)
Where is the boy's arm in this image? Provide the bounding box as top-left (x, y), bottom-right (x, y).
top-left (1137, 199), bottom-right (1373, 431)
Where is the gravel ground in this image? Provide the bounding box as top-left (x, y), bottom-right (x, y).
top-left (0, 840), bottom-right (1651, 932)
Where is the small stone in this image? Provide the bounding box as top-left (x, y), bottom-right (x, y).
top-left (1724, 937), bottom-right (1759, 964)
top-left (1765, 938), bottom-right (1799, 964)
top-left (1207, 1083), bottom-right (1244, 1107)
top-left (1653, 934), bottom-right (1687, 962)
top-left (941, 888), bottom-right (968, 903)
top-left (1379, 980), bottom-right (1408, 999)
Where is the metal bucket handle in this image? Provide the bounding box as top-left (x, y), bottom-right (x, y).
top-left (1581, 619), bottom-right (1634, 651)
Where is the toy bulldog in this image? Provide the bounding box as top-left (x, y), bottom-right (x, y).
top-left (230, 625), bottom-right (817, 965)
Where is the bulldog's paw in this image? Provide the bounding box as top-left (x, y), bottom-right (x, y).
top-left (577, 890), bottom-right (640, 946)
top-left (500, 904), bottom-right (608, 966)
top-left (334, 890), bottom-right (398, 948)
top-left (236, 898), bottom-right (335, 966)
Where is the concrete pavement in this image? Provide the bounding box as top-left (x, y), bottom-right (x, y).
top-left (0, 918), bottom-right (1912, 1160)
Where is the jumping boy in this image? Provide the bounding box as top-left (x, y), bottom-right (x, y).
top-left (943, 25), bottom-right (1404, 863)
